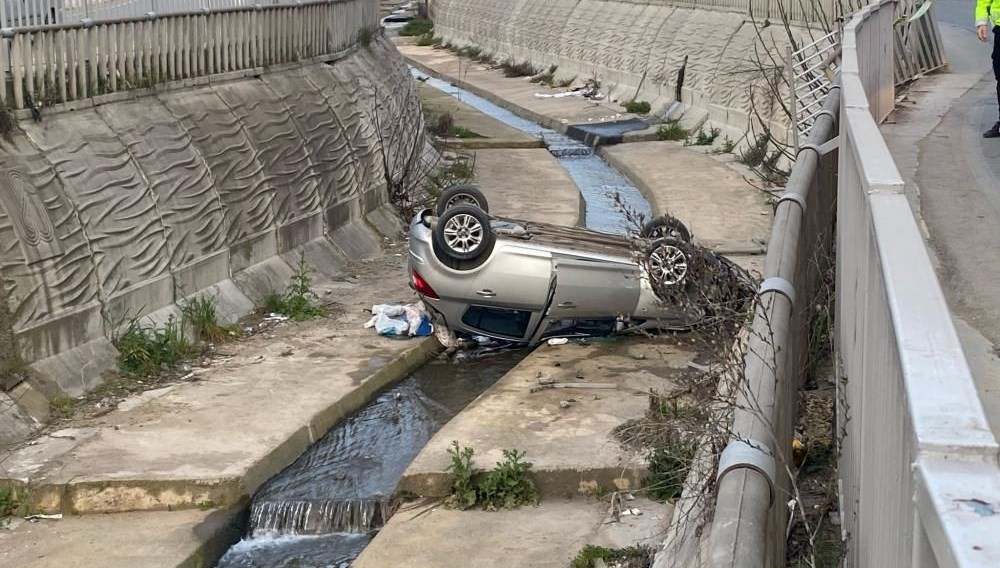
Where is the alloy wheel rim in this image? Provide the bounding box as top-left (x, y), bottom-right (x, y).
top-left (649, 244), bottom-right (688, 285)
top-left (442, 213), bottom-right (483, 253)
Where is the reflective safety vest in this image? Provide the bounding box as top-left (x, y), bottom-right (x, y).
top-left (977, 0), bottom-right (1000, 27)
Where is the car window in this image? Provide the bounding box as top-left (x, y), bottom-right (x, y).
top-left (461, 306), bottom-right (533, 339)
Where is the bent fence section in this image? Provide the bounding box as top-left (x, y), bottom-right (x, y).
top-left (837, 1), bottom-right (1000, 567)
top-left (1, 0), bottom-right (378, 109)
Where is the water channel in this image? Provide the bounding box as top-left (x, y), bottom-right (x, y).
top-left (217, 68), bottom-right (654, 567)
top-left (411, 68), bottom-right (653, 234)
top-left (216, 351), bottom-right (526, 567)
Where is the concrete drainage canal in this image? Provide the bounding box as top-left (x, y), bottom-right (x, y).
top-left (216, 350), bottom-right (526, 567)
top-left (217, 71), bottom-right (654, 567)
top-left (411, 69), bottom-right (652, 234)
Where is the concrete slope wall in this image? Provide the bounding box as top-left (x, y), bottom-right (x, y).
top-left (0, 37), bottom-right (422, 439)
top-left (431, 0), bottom-right (821, 137)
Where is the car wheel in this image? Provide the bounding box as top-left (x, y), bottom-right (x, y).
top-left (647, 237), bottom-right (692, 288)
top-left (641, 216), bottom-right (691, 242)
top-left (433, 205), bottom-right (495, 262)
top-left (436, 184), bottom-right (490, 216)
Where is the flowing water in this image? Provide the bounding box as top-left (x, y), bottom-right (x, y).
top-left (216, 350), bottom-right (526, 568)
top-left (411, 68), bottom-right (653, 233)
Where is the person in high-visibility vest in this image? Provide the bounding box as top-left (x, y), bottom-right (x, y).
top-left (978, 0), bottom-right (1000, 138)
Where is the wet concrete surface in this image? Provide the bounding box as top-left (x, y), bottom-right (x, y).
top-left (215, 350), bottom-right (527, 568)
top-left (397, 337), bottom-right (704, 499)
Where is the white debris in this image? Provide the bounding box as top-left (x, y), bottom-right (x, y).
top-left (547, 337), bottom-right (569, 346)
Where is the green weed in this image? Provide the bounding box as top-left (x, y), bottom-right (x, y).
top-left (430, 36), bottom-right (444, 47)
top-left (113, 316), bottom-right (192, 377)
top-left (259, 253), bottom-right (325, 321)
top-left (720, 136), bottom-right (736, 153)
top-left (656, 119), bottom-right (688, 141)
top-left (416, 33), bottom-right (435, 47)
top-left (686, 127), bottom-right (721, 146)
top-left (500, 58), bottom-right (538, 78)
top-left (444, 441), bottom-right (478, 510)
top-left (181, 294), bottom-right (234, 343)
top-left (49, 395), bottom-right (74, 420)
top-left (0, 486), bottom-right (17, 517)
top-left (571, 544), bottom-right (654, 568)
top-left (622, 100), bottom-right (651, 114)
top-left (399, 18), bottom-right (434, 37)
top-left (444, 442), bottom-right (538, 511)
top-left (530, 65), bottom-right (559, 87)
top-left (478, 449), bottom-right (538, 511)
top-left (644, 441), bottom-right (696, 501)
top-left (457, 45), bottom-right (482, 60)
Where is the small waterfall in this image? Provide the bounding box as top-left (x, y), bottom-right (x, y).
top-left (216, 353), bottom-right (527, 567)
top-left (249, 498), bottom-right (393, 536)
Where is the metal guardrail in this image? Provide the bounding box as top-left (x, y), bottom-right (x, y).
top-left (707, 85), bottom-right (841, 568)
top-left (0, 0), bottom-right (309, 30)
top-left (1, 0), bottom-right (379, 109)
top-left (837, 0), bottom-right (1000, 566)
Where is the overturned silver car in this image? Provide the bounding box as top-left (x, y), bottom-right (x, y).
top-left (407, 185), bottom-right (755, 346)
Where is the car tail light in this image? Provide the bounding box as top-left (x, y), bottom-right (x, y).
top-left (411, 270), bottom-right (439, 299)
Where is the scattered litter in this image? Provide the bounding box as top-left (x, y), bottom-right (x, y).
top-left (547, 338), bottom-right (569, 346)
top-left (625, 493), bottom-right (636, 501)
top-left (559, 400), bottom-right (572, 409)
top-left (575, 371), bottom-right (585, 379)
top-left (263, 313), bottom-right (289, 323)
top-left (180, 372), bottom-right (195, 381)
top-left (25, 514), bottom-right (62, 521)
top-left (365, 303), bottom-right (433, 337)
top-left (621, 507), bottom-right (642, 516)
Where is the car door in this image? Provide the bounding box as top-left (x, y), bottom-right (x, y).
top-left (469, 244), bottom-right (553, 311)
top-left (458, 244), bottom-right (555, 342)
top-left (545, 256), bottom-right (641, 319)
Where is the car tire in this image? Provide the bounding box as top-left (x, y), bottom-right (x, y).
top-left (641, 216), bottom-right (691, 242)
top-left (436, 184), bottom-right (490, 216)
top-left (433, 205), bottom-right (495, 263)
top-left (647, 237), bottom-right (693, 290)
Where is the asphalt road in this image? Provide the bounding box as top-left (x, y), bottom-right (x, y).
top-left (885, 0), bottom-right (1000, 434)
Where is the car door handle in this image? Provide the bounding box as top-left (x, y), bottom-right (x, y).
top-left (476, 289), bottom-right (496, 298)
top-left (557, 301), bottom-right (576, 308)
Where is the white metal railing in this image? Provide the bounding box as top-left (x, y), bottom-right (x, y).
top-left (0, 0), bottom-right (313, 29)
top-left (838, 1), bottom-right (1000, 566)
top-left (1, 0), bottom-right (379, 109)
top-left (788, 29), bottom-right (839, 146)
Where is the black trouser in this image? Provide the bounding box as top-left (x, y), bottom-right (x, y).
top-left (994, 26), bottom-right (1000, 119)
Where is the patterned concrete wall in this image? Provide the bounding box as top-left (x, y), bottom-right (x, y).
top-left (431, 0), bottom-right (818, 136)
top-left (0, 37), bottom-right (422, 407)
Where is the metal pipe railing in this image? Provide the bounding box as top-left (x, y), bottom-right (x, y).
top-left (707, 85), bottom-right (841, 568)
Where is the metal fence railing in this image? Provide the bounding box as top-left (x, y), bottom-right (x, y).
top-left (1, 0), bottom-right (379, 109)
top-left (0, 0), bottom-right (312, 29)
top-left (838, 1), bottom-right (1000, 566)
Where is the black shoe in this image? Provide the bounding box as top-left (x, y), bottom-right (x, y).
top-left (985, 122), bottom-right (1000, 139)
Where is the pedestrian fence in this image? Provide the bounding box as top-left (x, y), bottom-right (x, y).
top-left (0, 0), bottom-right (379, 109)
